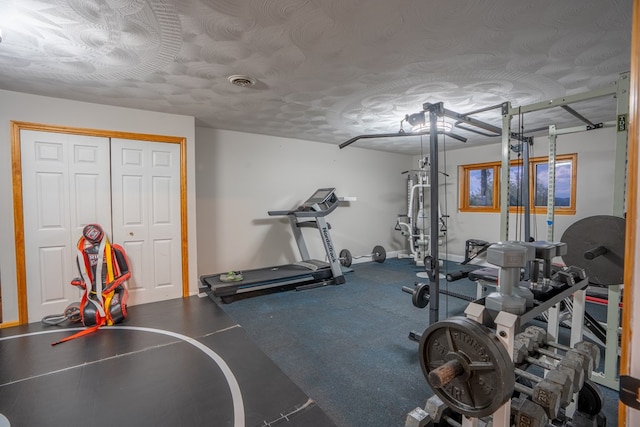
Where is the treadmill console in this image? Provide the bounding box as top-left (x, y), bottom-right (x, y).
top-left (303, 188), bottom-right (337, 210)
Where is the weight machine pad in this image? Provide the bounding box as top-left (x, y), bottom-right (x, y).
top-left (467, 267), bottom-right (499, 284)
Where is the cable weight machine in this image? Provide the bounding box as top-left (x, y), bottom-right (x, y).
top-left (396, 156), bottom-right (448, 268)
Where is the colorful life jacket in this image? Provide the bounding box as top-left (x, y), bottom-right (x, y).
top-left (52, 224), bottom-right (131, 346)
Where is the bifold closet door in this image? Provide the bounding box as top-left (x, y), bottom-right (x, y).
top-left (21, 131), bottom-right (183, 322)
top-left (21, 130), bottom-right (111, 323)
top-left (110, 138), bottom-right (182, 305)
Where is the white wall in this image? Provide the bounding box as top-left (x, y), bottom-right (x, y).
top-left (434, 126), bottom-right (618, 259)
top-left (0, 89), bottom-right (198, 324)
top-left (2, 89), bottom-right (618, 322)
top-left (195, 128), bottom-right (413, 275)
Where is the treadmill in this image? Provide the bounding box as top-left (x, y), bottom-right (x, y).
top-left (200, 188), bottom-right (346, 303)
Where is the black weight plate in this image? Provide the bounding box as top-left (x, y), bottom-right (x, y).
top-left (372, 245), bottom-right (386, 263)
top-left (561, 215), bottom-right (625, 286)
top-left (419, 317), bottom-right (514, 418)
top-left (577, 380), bottom-right (604, 416)
top-left (412, 283), bottom-right (429, 308)
top-left (339, 249), bottom-right (353, 267)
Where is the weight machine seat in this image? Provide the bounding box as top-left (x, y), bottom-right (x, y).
top-left (467, 239), bottom-right (490, 247)
top-left (467, 267), bottom-right (499, 284)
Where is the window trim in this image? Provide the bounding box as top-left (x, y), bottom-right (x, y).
top-left (459, 153), bottom-right (577, 215)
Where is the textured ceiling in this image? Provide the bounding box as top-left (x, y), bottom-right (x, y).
top-left (0, 0), bottom-right (632, 154)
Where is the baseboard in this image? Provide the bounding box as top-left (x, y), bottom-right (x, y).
top-left (0, 320), bottom-right (20, 329)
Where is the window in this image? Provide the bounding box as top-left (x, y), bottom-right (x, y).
top-left (459, 162), bottom-right (500, 212)
top-left (509, 163), bottom-right (525, 208)
top-left (459, 154), bottom-right (577, 215)
top-left (532, 154), bottom-right (576, 214)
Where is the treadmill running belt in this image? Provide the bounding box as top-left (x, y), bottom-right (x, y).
top-left (201, 262), bottom-right (334, 299)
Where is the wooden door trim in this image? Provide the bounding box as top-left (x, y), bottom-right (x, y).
top-left (10, 121), bottom-right (189, 325)
top-left (10, 122), bottom-right (27, 325)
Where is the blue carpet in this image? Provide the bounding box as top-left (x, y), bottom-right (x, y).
top-left (220, 258), bottom-right (618, 427)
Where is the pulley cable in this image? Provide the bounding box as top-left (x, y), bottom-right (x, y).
top-left (440, 115), bottom-right (450, 316)
top-left (530, 141), bottom-right (538, 241)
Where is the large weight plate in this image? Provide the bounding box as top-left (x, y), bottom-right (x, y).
top-left (419, 317), bottom-right (514, 418)
top-left (339, 249), bottom-right (353, 267)
top-left (561, 215), bottom-right (625, 286)
top-left (577, 380), bottom-right (604, 416)
top-left (372, 245), bottom-right (386, 263)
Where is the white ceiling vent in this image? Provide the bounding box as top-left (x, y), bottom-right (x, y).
top-left (227, 75), bottom-right (256, 87)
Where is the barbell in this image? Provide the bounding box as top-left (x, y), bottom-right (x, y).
top-left (338, 245), bottom-right (386, 267)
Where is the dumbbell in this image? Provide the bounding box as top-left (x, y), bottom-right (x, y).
top-left (518, 329), bottom-right (594, 380)
top-left (404, 407), bottom-right (433, 427)
top-left (515, 367), bottom-right (573, 408)
top-left (511, 397), bottom-right (549, 427)
top-left (536, 347), bottom-right (593, 381)
top-left (513, 338), bottom-right (584, 392)
top-left (424, 395), bottom-right (461, 427)
top-left (402, 282), bottom-right (430, 308)
top-left (426, 356), bottom-right (563, 420)
top-left (513, 376), bottom-right (563, 419)
top-left (524, 326), bottom-right (600, 369)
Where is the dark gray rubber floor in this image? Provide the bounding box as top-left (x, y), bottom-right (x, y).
top-left (0, 296), bottom-right (336, 427)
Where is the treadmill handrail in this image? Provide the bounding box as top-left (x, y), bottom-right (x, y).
top-left (292, 202), bottom-right (339, 217)
top-left (267, 209), bottom-right (291, 216)
top-left (267, 195), bottom-right (341, 218)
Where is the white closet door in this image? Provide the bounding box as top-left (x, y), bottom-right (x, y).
top-left (21, 131), bottom-right (111, 323)
top-left (110, 138), bottom-right (182, 305)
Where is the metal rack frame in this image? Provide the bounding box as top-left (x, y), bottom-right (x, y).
top-left (461, 278), bottom-right (589, 427)
top-left (499, 72), bottom-right (629, 391)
